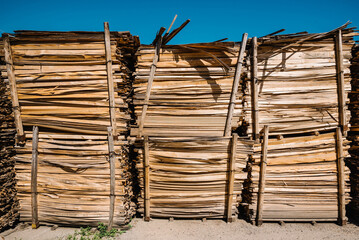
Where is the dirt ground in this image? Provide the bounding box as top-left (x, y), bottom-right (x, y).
top-left (1, 218), bottom-right (359, 240)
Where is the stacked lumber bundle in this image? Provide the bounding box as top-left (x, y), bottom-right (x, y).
top-left (0, 43), bottom-right (19, 231)
top-left (0, 30), bottom-right (139, 227)
top-left (131, 42), bottom-right (245, 137)
top-left (348, 45), bottom-right (359, 220)
top-left (135, 136), bottom-right (253, 219)
top-left (245, 27), bottom-right (356, 136)
top-left (243, 132), bottom-right (351, 222)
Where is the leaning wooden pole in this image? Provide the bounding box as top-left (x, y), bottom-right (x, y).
top-left (224, 33), bottom-right (248, 136)
top-left (3, 35), bottom-right (25, 144)
top-left (144, 136), bottom-right (151, 221)
top-left (104, 22), bottom-right (118, 138)
top-left (107, 127), bottom-right (116, 230)
top-left (250, 37), bottom-right (259, 142)
top-left (256, 125), bottom-right (269, 226)
top-left (31, 126), bottom-right (39, 229)
top-left (334, 29), bottom-right (347, 136)
top-left (335, 127), bottom-right (347, 226)
top-left (226, 133), bottom-right (238, 222)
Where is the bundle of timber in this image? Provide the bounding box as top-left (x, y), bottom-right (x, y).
top-left (131, 42), bottom-right (246, 137)
top-left (0, 44), bottom-right (19, 231)
top-left (243, 131), bottom-right (351, 223)
top-left (245, 24), bottom-right (357, 137)
top-left (0, 28), bottom-right (139, 227)
top-left (135, 136), bottom-right (253, 220)
top-left (348, 44), bottom-right (359, 220)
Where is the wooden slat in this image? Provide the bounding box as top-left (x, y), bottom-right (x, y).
top-left (107, 126), bottom-right (115, 230)
top-left (144, 136), bottom-right (150, 221)
top-left (226, 133), bottom-right (238, 222)
top-left (31, 126), bottom-right (39, 229)
top-left (224, 33), bottom-right (248, 136)
top-left (335, 127), bottom-right (346, 225)
top-left (256, 125), bottom-right (269, 226)
top-left (251, 37), bottom-right (259, 141)
top-left (104, 22), bottom-right (117, 138)
top-left (3, 35), bottom-right (25, 144)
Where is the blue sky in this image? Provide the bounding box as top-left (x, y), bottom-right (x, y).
top-left (1, 0), bottom-right (358, 44)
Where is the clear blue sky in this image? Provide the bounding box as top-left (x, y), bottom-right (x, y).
top-left (1, 0), bottom-right (358, 44)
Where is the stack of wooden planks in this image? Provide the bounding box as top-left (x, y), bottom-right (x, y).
top-left (0, 30), bottom-right (139, 227)
top-left (0, 43), bottom-right (19, 231)
top-left (135, 136), bottom-right (252, 219)
top-left (131, 42), bottom-right (245, 137)
top-left (348, 45), bottom-right (359, 220)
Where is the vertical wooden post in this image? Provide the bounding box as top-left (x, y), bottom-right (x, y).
top-left (251, 37), bottom-right (259, 142)
top-left (31, 126), bottom-right (39, 229)
top-left (226, 133), bottom-right (238, 222)
top-left (138, 39), bottom-right (162, 137)
top-left (334, 29), bottom-right (347, 136)
top-left (144, 136), bottom-right (150, 221)
top-left (335, 127), bottom-right (347, 225)
top-left (224, 33), bottom-right (248, 136)
top-left (3, 35), bottom-right (25, 144)
top-left (256, 125), bottom-right (269, 226)
top-left (104, 22), bottom-right (117, 138)
top-left (107, 127), bottom-right (116, 230)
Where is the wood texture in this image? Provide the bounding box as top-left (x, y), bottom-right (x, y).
top-left (107, 126), bottom-right (115, 230)
top-left (226, 133), bottom-right (238, 222)
top-left (31, 126), bottom-right (39, 229)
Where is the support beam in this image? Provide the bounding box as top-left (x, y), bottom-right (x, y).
top-left (256, 125), bottom-right (269, 226)
top-left (335, 127), bottom-right (347, 226)
top-left (104, 22), bottom-right (117, 138)
top-left (3, 35), bottom-right (25, 144)
top-left (226, 133), bottom-right (238, 222)
top-left (144, 136), bottom-right (151, 221)
top-left (334, 29), bottom-right (347, 136)
top-left (224, 33), bottom-right (248, 136)
top-left (107, 127), bottom-right (116, 230)
top-left (138, 39), bottom-right (162, 137)
top-left (250, 37), bottom-right (259, 142)
top-left (31, 126), bottom-right (39, 229)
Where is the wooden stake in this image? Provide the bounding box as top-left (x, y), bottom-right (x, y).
top-left (335, 127), bottom-right (347, 226)
top-left (334, 30), bottom-right (347, 136)
top-left (107, 127), bottom-right (116, 230)
top-left (226, 133), bottom-right (238, 222)
top-left (3, 35), bottom-right (25, 144)
top-left (144, 136), bottom-right (150, 221)
top-left (224, 33), bottom-right (248, 136)
top-left (138, 39), bottom-right (162, 137)
top-left (31, 126), bottom-right (39, 229)
top-left (250, 37), bottom-right (259, 142)
top-left (104, 22), bottom-right (117, 138)
top-left (256, 125), bottom-right (269, 226)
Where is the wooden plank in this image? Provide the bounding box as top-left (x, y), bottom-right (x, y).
top-left (224, 33), bottom-right (248, 136)
top-left (144, 136), bottom-right (150, 221)
top-left (3, 35), bottom-right (25, 144)
top-left (31, 126), bottom-right (39, 229)
top-left (251, 37), bottom-right (259, 142)
top-left (256, 125), bottom-right (269, 226)
top-left (107, 126), bottom-right (115, 230)
top-left (104, 22), bottom-right (117, 138)
top-left (226, 133), bottom-right (238, 222)
top-left (138, 39), bottom-right (162, 137)
top-left (334, 29), bottom-right (346, 136)
top-left (335, 127), bottom-right (347, 226)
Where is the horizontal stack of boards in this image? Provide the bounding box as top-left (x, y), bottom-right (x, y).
top-left (243, 26), bottom-right (357, 223)
top-left (0, 45), bottom-right (19, 231)
top-left (0, 30), bottom-right (139, 227)
top-left (348, 45), bottom-right (359, 220)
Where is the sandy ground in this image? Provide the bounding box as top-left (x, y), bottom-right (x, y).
top-left (1, 218), bottom-right (359, 240)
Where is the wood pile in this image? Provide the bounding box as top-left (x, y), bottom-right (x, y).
top-left (0, 42), bottom-right (19, 231)
top-left (135, 136), bottom-right (252, 219)
top-left (131, 42), bottom-right (245, 137)
top-left (0, 30), bottom-right (139, 227)
top-left (348, 44), bottom-right (359, 220)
